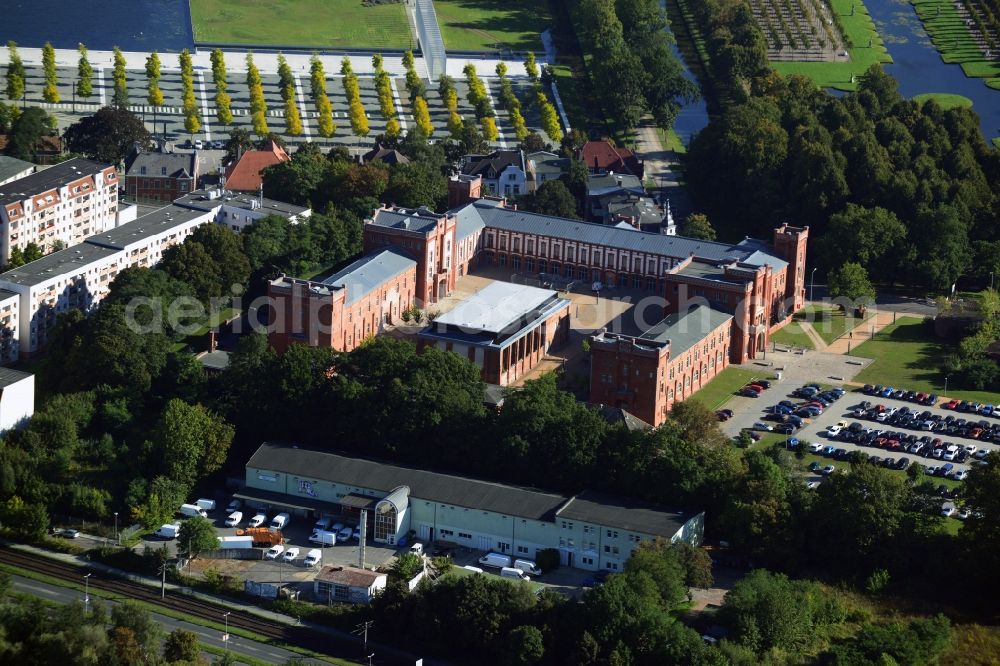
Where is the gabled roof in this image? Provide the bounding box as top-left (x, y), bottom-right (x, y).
top-left (527, 151), bottom-right (569, 177)
top-left (461, 150), bottom-right (525, 179)
top-left (0, 156), bottom-right (35, 184)
top-left (362, 145), bottom-right (410, 166)
top-left (639, 305), bottom-right (733, 354)
top-left (596, 405), bottom-right (652, 431)
top-left (556, 489), bottom-right (690, 538)
top-left (456, 201), bottom-right (751, 262)
top-left (223, 142), bottom-right (290, 192)
top-left (126, 151), bottom-right (197, 179)
top-left (321, 248), bottom-right (417, 306)
top-left (0, 157), bottom-right (110, 206)
top-left (315, 566), bottom-right (385, 587)
top-left (580, 141), bottom-right (643, 177)
top-left (369, 207), bottom-right (442, 234)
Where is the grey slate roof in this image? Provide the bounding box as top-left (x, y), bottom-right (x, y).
top-left (527, 151), bottom-right (569, 178)
top-left (370, 207), bottom-right (441, 234)
top-left (321, 248), bottom-right (416, 306)
top-left (741, 249), bottom-right (788, 272)
top-left (586, 173), bottom-right (644, 198)
top-left (0, 244), bottom-right (121, 287)
top-left (125, 151), bottom-right (196, 179)
top-left (0, 156), bottom-right (35, 184)
top-left (0, 158), bottom-right (111, 206)
top-left (461, 150), bottom-right (525, 179)
top-left (556, 489), bottom-right (690, 538)
top-left (453, 203), bottom-right (485, 242)
top-left (640, 305), bottom-right (734, 354)
top-left (0, 367), bottom-right (32, 388)
top-left (85, 205), bottom-right (210, 250)
top-left (460, 201), bottom-right (750, 262)
top-left (247, 442), bottom-right (568, 521)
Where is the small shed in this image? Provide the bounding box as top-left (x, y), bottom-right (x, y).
top-left (314, 566), bottom-right (387, 605)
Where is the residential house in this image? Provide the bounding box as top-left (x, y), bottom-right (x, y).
top-left (223, 141), bottom-right (290, 193)
top-left (579, 140), bottom-right (643, 178)
top-left (124, 150), bottom-right (199, 203)
top-left (460, 150), bottom-right (530, 197)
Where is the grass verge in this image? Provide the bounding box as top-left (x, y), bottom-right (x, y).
top-left (690, 367), bottom-right (773, 411)
top-left (0, 561), bottom-right (353, 665)
top-left (432, 0), bottom-right (549, 52)
top-left (771, 0), bottom-right (892, 90)
top-left (188, 0), bottom-right (412, 49)
top-left (656, 127), bottom-right (688, 153)
top-left (799, 303), bottom-right (873, 346)
top-left (770, 321), bottom-right (816, 350)
top-left (912, 92), bottom-right (974, 109)
top-left (852, 317), bottom-right (1000, 403)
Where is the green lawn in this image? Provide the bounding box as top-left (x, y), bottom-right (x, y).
top-left (772, 0), bottom-right (892, 90)
top-left (770, 321), bottom-right (815, 350)
top-left (911, 0), bottom-right (1000, 86)
top-left (912, 92), bottom-right (974, 109)
top-left (691, 367), bottom-right (773, 411)
top-left (433, 0), bottom-right (549, 52)
top-left (797, 303), bottom-right (872, 346)
top-left (852, 317), bottom-right (1000, 403)
top-left (656, 127), bottom-right (688, 153)
top-left (189, 0), bottom-right (413, 49)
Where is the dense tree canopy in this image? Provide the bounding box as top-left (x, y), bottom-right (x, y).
top-left (63, 106), bottom-right (152, 165)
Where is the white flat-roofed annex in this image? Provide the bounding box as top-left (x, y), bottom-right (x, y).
top-left (432, 281), bottom-right (558, 334)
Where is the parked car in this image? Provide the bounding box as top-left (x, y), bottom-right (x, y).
top-left (941, 505), bottom-right (955, 517)
top-left (282, 547), bottom-right (300, 562)
top-left (821, 465), bottom-right (836, 475)
top-left (265, 545), bottom-right (285, 560)
top-left (740, 388), bottom-right (760, 398)
top-left (808, 442), bottom-right (824, 453)
top-left (753, 422), bottom-right (773, 431)
top-left (338, 526), bottom-right (354, 541)
top-left (60, 528), bottom-right (80, 539)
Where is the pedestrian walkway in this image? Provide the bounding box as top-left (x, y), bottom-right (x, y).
top-left (797, 320), bottom-right (828, 351)
top-left (824, 310), bottom-right (900, 354)
top-left (0, 45), bottom-right (539, 81)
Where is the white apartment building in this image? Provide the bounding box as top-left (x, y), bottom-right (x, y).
top-left (0, 368), bottom-right (34, 432)
top-left (0, 158), bottom-right (120, 263)
top-left (174, 189), bottom-right (311, 231)
top-left (0, 290), bottom-right (19, 364)
top-left (0, 190), bottom-right (310, 359)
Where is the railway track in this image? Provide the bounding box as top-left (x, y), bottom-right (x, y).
top-left (0, 546), bottom-right (412, 665)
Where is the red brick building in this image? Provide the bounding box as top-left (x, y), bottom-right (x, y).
top-left (124, 151), bottom-right (198, 203)
top-left (363, 205), bottom-right (484, 306)
top-left (418, 281), bottom-right (570, 386)
top-left (267, 248), bottom-right (417, 353)
top-left (590, 306), bottom-right (733, 426)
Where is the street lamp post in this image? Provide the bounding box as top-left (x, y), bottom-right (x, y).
top-left (83, 573), bottom-right (92, 612)
top-left (114, 512), bottom-right (118, 545)
top-left (945, 375), bottom-right (950, 396)
top-left (222, 611), bottom-right (231, 647)
top-left (810, 267), bottom-right (818, 302)
top-left (991, 272), bottom-right (995, 291)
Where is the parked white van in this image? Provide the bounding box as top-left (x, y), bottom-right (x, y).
top-left (155, 523), bottom-right (181, 539)
top-left (309, 530), bottom-right (337, 546)
top-left (270, 513), bottom-right (291, 530)
top-left (314, 517), bottom-right (331, 531)
top-left (179, 503), bottom-right (207, 518)
top-left (500, 566), bottom-right (531, 581)
top-left (224, 511), bottom-right (243, 527)
top-left (513, 559), bottom-right (542, 576)
top-left (248, 512), bottom-right (267, 528)
top-left (304, 549), bottom-right (322, 567)
top-left (196, 499), bottom-right (216, 512)
top-left (478, 552), bottom-right (512, 569)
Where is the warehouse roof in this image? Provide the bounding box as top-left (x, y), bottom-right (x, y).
top-left (321, 248), bottom-right (416, 306)
top-left (126, 151), bottom-right (196, 179)
top-left (247, 442), bottom-right (568, 521)
top-left (556, 490), bottom-right (691, 539)
top-left (0, 157), bottom-right (110, 206)
top-left (0, 156), bottom-right (35, 184)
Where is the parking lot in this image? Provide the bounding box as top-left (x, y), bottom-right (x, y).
top-left (722, 380), bottom-right (999, 490)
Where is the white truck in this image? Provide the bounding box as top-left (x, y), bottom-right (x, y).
top-left (196, 498), bottom-right (216, 512)
top-left (270, 513), bottom-right (291, 530)
top-left (217, 536), bottom-right (254, 549)
top-left (513, 559), bottom-right (543, 576)
top-left (501, 566), bottom-right (531, 581)
top-left (155, 523), bottom-right (182, 539)
top-left (304, 549), bottom-right (322, 567)
top-left (179, 503), bottom-right (207, 518)
top-left (309, 530), bottom-right (337, 546)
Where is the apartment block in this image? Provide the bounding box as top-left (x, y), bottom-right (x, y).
top-left (0, 158), bottom-right (119, 263)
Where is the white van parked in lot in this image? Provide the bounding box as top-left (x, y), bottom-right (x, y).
top-left (155, 523), bottom-right (181, 539)
top-left (513, 559), bottom-right (542, 576)
top-left (179, 503), bottom-right (207, 518)
top-left (500, 566), bottom-right (531, 581)
top-left (304, 549), bottom-right (322, 567)
top-left (224, 511), bottom-right (243, 527)
top-left (270, 513), bottom-right (291, 530)
top-left (196, 499), bottom-right (216, 512)
top-left (309, 530), bottom-right (337, 546)
top-left (478, 552), bottom-right (512, 569)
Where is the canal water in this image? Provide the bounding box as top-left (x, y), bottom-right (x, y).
top-left (868, 0), bottom-right (1000, 141)
top-left (0, 0), bottom-right (194, 52)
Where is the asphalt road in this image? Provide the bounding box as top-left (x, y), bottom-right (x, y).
top-left (11, 574), bottom-right (315, 664)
